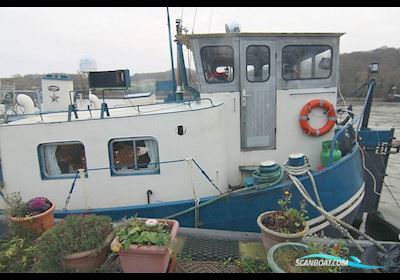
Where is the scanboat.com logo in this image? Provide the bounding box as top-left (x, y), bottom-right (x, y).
top-left (296, 253), bottom-right (384, 270)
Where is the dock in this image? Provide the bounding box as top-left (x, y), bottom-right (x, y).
top-left (98, 227), bottom-right (400, 273)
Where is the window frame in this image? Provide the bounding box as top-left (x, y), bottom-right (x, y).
top-left (246, 45), bottom-right (271, 83)
top-left (37, 141), bottom-right (87, 180)
top-left (200, 45), bottom-right (235, 84)
top-left (281, 45), bottom-right (333, 81)
top-left (108, 136), bottom-right (160, 176)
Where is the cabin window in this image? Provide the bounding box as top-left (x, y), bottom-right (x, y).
top-left (282, 45), bottom-right (332, 80)
top-left (38, 142), bottom-right (87, 179)
top-left (246, 45), bottom-right (270, 82)
top-left (200, 46), bottom-right (234, 83)
top-left (109, 137), bottom-right (159, 175)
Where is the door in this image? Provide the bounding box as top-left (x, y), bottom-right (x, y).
top-left (240, 40), bottom-right (276, 149)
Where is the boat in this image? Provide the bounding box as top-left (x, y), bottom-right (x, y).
top-left (387, 93), bottom-right (400, 102)
top-left (0, 15), bottom-right (397, 236)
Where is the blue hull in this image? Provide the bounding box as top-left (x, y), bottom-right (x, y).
top-left (55, 144), bottom-right (364, 233)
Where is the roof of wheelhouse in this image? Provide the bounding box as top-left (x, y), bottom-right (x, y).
top-left (180, 32), bottom-right (345, 38)
top-left (177, 32), bottom-right (345, 49)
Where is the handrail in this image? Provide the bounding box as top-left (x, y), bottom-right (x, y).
top-left (2, 98), bottom-right (218, 123)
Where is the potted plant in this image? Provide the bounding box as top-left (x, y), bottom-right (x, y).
top-left (111, 217), bottom-right (179, 273)
top-left (31, 214), bottom-right (113, 272)
top-left (267, 239), bottom-right (350, 273)
top-left (5, 192), bottom-right (55, 235)
top-left (257, 191), bottom-right (309, 251)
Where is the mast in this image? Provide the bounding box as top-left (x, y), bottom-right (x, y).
top-left (175, 18), bottom-right (189, 101)
top-left (166, 7), bottom-right (177, 100)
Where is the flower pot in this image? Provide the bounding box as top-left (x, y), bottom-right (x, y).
top-left (267, 242), bottom-right (308, 273)
top-left (9, 202), bottom-right (55, 235)
top-left (257, 211), bottom-right (309, 252)
top-left (116, 218), bottom-right (179, 273)
top-left (62, 232), bottom-right (114, 272)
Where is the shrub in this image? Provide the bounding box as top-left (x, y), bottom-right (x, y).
top-left (31, 215), bottom-right (113, 272)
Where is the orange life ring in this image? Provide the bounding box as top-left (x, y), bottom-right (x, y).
top-left (299, 99), bottom-right (336, 136)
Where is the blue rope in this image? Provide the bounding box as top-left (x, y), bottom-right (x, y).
top-left (191, 159), bottom-right (223, 194)
top-left (68, 171), bottom-right (80, 194)
top-left (63, 158), bottom-right (223, 208)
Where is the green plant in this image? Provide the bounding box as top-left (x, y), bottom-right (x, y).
top-left (5, 192), bottom-right (30, 218)
top-left (234, 257), bottom-right (271, 273)
top-left (263, 191), bottom-right (308, 234)
top-left (31, 214), bottom-right (113, 272)
top-left (273, 239), bottom-right (350, 273)
top-left (305, 239), bottom-right (350, 273)
top-left (5, 192), bottom-right (52, 218)
top-left (0, 223), bottom-right (40, 272)
top-left (112, 218), bottom-right (172, 252)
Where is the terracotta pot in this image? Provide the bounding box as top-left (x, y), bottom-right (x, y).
top-left (257, 211), bottom-right (309, 252)
top-left (10, 202), bottom-right (55, 235)
top-left (62, 232), bottom-right (114, 272)
top-left (117, 218), bottom-right (179, 273)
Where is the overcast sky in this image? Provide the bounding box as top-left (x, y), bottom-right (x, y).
top-left (1, 7), bottom-right (400, 78)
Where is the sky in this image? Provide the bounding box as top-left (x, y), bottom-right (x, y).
top-left (1, 7), bottom-right (400, 78)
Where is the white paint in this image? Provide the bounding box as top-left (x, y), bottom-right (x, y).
top-left (41, 77), bottom-right (74, 112)
top-left (0, 101), bottom-right (227, 210)
top-left (202, 88), bottom-right (337, 186)
top-left (308, 184), bottom-right (365, 233)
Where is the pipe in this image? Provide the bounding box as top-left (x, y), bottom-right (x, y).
top-left (88, 93), bottom-right (101, 109)
top-left (16, 94), bottom-right (35, 114)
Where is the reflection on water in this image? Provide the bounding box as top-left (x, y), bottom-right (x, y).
top-left (349, 102), bottom-right (400, 223)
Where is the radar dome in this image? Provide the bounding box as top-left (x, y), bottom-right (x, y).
top-left (79, 55), bottom-right (97, 72)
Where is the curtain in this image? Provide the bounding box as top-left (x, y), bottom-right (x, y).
top-left (144, 140), bottom-right (158, 169)
top-left (43, 145), bottom-right (62, 176)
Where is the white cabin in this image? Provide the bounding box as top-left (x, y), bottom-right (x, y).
top-left (0, 32), bottom-right (342, 212)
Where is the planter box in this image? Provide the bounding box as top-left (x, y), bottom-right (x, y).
top-left (10, 203), bottom-right (55, 235)
top-left (117, 218), bottom-right (179, 273)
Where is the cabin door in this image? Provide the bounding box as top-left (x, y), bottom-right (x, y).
top-left (239, 40), bottom-right (276, 149)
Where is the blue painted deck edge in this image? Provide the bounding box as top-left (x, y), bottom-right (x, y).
top-left (55, 141), bottom-right (364, 233)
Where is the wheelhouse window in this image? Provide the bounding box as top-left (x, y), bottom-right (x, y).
top-left (282, 45), bottom-right (332, 80)
top-left (246, 45), bottom-right (270, 82)
top-left (109, 137), bottom-right (159, 175)
top-left (200, 46), bottom-right (234, 83)
top-left (38, 142), bottom-right (87, 179)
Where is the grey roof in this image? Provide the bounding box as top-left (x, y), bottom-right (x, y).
top-left (178, 32), bottom-right (345, 39)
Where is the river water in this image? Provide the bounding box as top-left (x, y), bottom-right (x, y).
top-left (350, 102), bottom-right (400, 226)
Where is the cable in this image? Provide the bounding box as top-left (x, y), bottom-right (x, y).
top-left (383, 181), bottom-right (400, 209)
top-left (180, 7), bottom-right (184, 21)
top-left (208, 8), bottom-right (214, 33)
top-left (338, 86), bottom-right (348, 108)
top-left (192, 7), bottom-right (197, 34)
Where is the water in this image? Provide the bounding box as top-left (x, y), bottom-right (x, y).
top-left (349, 102), bottom-right (400, 227)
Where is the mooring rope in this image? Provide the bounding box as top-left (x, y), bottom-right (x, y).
top-left (285, 162), bottom-right (387, 253)
top-left (164, 165), bottom-right (284, 219)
